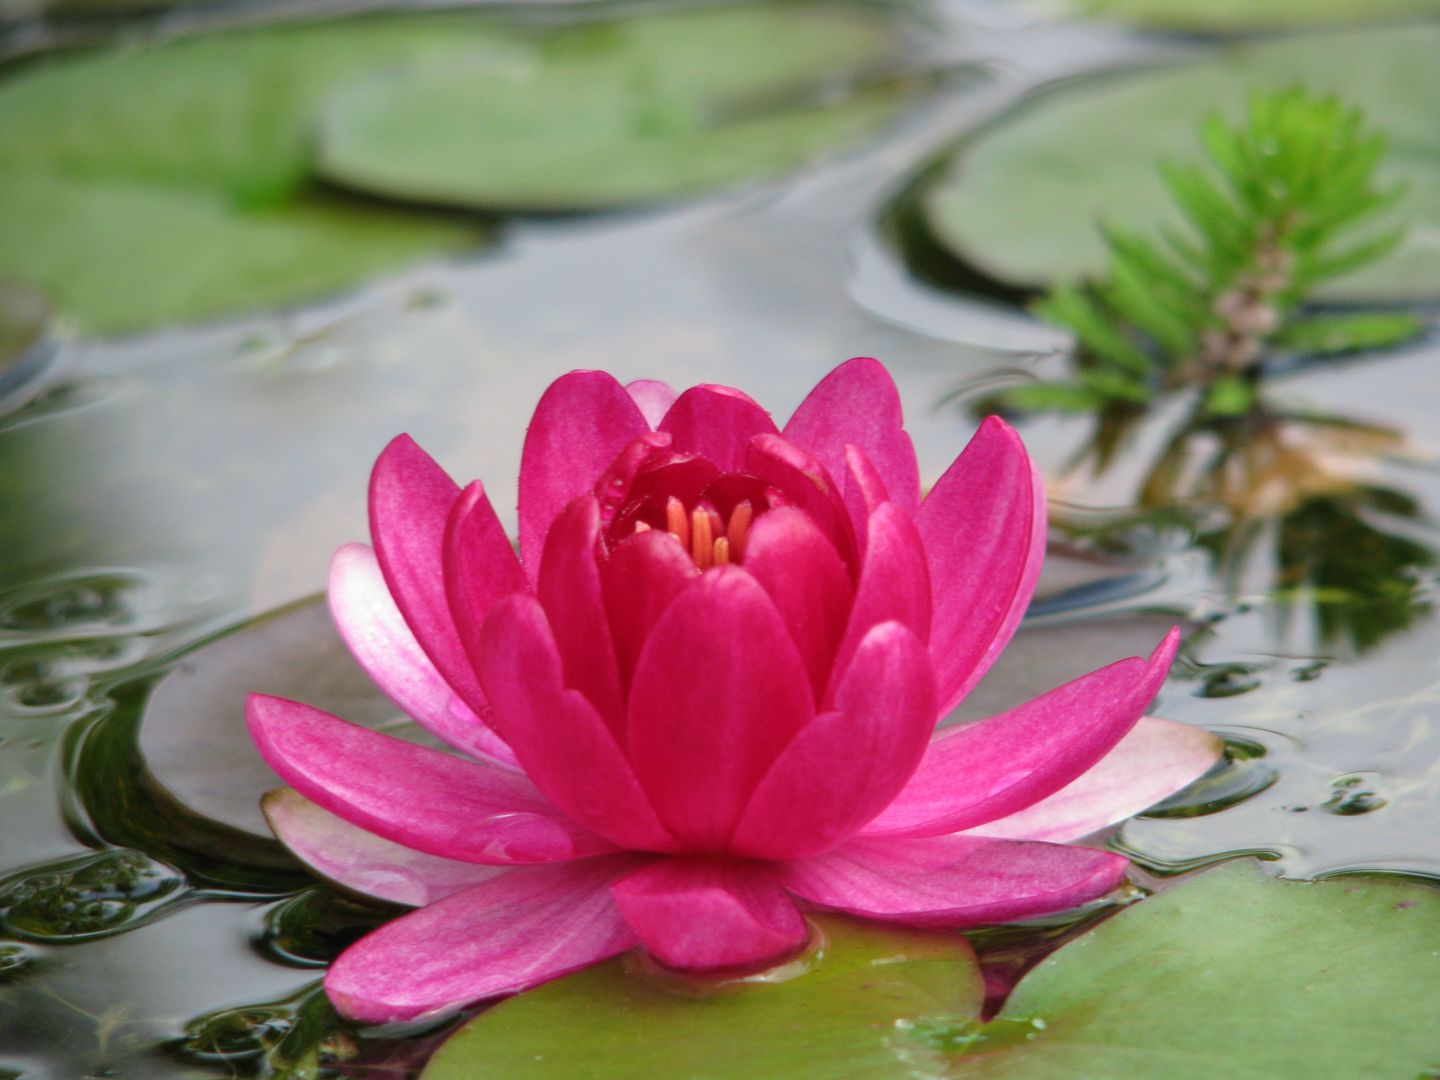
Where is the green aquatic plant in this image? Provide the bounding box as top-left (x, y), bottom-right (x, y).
top-left (1002, 88), bottom-right (1423, 418)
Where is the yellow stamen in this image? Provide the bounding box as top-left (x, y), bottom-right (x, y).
top-left (691, 506), bottom-right (714, 570)
top-left (713, 536), bottom-right (731, 565)
top-left (666, 497), bottom-right (690, 549)
top-left (726, 500), bottom-right (754, 561)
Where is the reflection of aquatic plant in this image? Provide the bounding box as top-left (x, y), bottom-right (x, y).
top-left (1058, 402), bottom-right (1435, 654)
top-left (996, 89), bottom-right (1423, 417)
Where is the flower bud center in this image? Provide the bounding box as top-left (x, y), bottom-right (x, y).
top-left (635, 496), bottom-right (754, 570)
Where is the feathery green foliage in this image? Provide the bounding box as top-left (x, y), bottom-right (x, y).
top-left (1005, 88), bottom-right (1423, 417)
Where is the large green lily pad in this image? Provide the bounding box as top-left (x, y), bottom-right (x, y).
top-left (423, 915), bottom-right (984, 1079)
top-left (0, 4), bottom-right (911, 333)
top-left (918, 25), bottom-right (1440, 303)
top-left (315, 5), bottom-right (910, 211)
top-left (1060, 0), bottom-right (1440, 34)
top-left (948, 860), bottom-right (1440, 1078)
top-left (0, 16), bottom-right (499, 334)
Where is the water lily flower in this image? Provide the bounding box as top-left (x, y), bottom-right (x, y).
top-left (247, 358), bottom-right (1221, 1023)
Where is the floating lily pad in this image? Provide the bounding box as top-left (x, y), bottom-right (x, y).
top-left (1060, 0), bottom-right (1440, 34)
top-left (137, 597), bottom-right (426, 846)
top-left (918, 25), bottom-right (1440, 303)
top-left (423, 915), bottom-right (984, 1080)
top-left (947, 860), bottom-right (1440, 1078)
top-left (315, 5), bottom-right (911, 211)
top-left (0, 15), bottom-right (500, 334)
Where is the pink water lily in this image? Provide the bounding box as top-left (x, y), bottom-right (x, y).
top-left (246, 358), bottom-right (1221, 1023)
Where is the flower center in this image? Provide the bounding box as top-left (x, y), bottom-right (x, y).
top-left (635, 496), bottom-right (754, 570)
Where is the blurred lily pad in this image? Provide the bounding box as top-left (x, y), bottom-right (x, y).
top-left (423, 915), bottom-right (984, 1079)
top-left (0, 15), bottom-right (502, 334)
top-left (315, 5), bottom-right (913, 211)
top-left (1060, 0), bottom-right (1440, 34)
top-left (917, 24), bottom-right (1440, 303)
top-left (946, 860), bottom-right (1440, 1078)
top-left (137, 597), bottom-right (428, 846)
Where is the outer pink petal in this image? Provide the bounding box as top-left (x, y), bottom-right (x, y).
top-left (783, 357), bottom-right (920, 514)
top-left (369, 435), bottom-right (490, 720)
top-left (626, 567), bottom-right (815, 851)
top-left (477, 594), bottom-right (678, 853)
top-left (774, 834), bottom-right (1128, 928)
top-left (245, 694), bottom-right (614, 865)
top-left (262, 787), bottom-right (505, 907)
top-left (610, 858), bottom-right (808, 972)
top-left (966, 716), bottom-right (1224, 843)
top-left (730, 622), bottom-right (935, 860)
top-left (741, 506), bottom-right (852, 700)
top-left (862, 630), bottom-right (1179, 839)
top-left (600, 530), bottom-right (699, 688)
top-left (658, 384), bottom-right (779, 474)
top-left (325, 855), bottom-right (645, 1023)
top-left (917, 417), bottom-right (1047, 715)
top-left (518, 371), bottom-right (650, 576)
top-left (536, 497), bottom-right (625, 728)
top-left (625, 379), bottom-right (679, 429)
top-left (826, 501), bottom-right (931, 708)
top-left (329, 543), bottom-right (517, 767)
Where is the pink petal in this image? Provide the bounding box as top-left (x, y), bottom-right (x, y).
top-left (518, 371), bottom-right (650, 576)
top-left (774, 834), bottom-right (1128, 928)
top-left (784, 358), bottom-right (920, 514)
top-left (369, 435), bottom-right (490, 720)
top-left (626, 566), bottom-right (815, 851)
top-left (325, 855), bottom-right (644, 1023)
top-left (610, 858), bottom-right (808, 972)
top-left (477, 594), bottom-right (678, 853)
top-left (917, 417), bottom-right (1047, 715)
top-left (658, 384), bottom-right (779, 474)
top-left (841, 444), bottom-right (891, 546)
top-left (329, 544), bottom-right (517, 767)
top-left (862, 630), bottom-right (1179, 839)
top-left (245, 694), bottom-right (614, 864)
top-left (262, 787), bottom-right (505, 907)
top-left (625, 379), bottom-right (679, 428)
top-left (745, 434), bottom-right (857, 571)
top-left (740, 507), bottom-right (852, 700)
top-left (966, 716), bottom-right (1223, 843)
top-left (535, 497), bottom-right (625, 728)
top-left (600, 530), bottom-right (699, 688)
top-left (730, 622), bottom-right (935, 860)
top-left (826, 501), bottom-right (931, 708)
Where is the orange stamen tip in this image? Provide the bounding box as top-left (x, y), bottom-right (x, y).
top-left (691, 506), bottom-right (714, 568)
top-left (713, 536), bottom-right (731, 566)
top-left (727, 500), bottom-right (754, 561)
top-left (634, 521), bottom-right (653, 533)
top-left (666, 497), bottom-right (690, 548)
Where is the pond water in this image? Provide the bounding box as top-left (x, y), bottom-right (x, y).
top-left (0, 1), bottom-right (1436, 1076)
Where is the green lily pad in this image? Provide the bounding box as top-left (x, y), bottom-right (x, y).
top-left (0, 15), bottom-right (501, 334)
top-left (136, 597), bottom-right (430, 847)
top-left (948, 860), bottom-right (1440, 1078)
top-left (1061, 0), bottom-right (1440, 34)
top-left (315, 5), bottom-right (911, 211)
top-left (423, 915), bottom-right (983, 1079)
top-left (918, 25), bottom-right (1440, 303)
